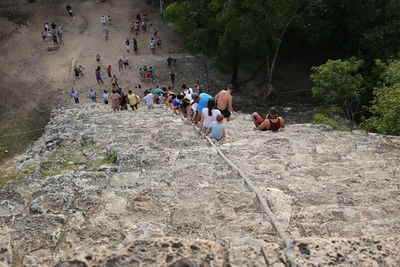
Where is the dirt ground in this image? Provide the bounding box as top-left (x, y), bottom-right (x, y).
top-left (0, 0), bottom-right (192, 162)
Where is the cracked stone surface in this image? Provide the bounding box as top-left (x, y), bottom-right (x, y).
top-left (0, 102), bottom-right (399, 266)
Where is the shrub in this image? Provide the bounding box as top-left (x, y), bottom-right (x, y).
top-left (362, 84), bottom-right (400, 135)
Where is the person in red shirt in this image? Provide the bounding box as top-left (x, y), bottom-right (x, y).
top-left (107, 65), bottom-right (112, 78)
top-left (252, 107), bottom-right (285, 131)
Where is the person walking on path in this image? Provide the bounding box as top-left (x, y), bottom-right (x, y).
top-left (145, 71), bottom-right (151, 81)
top-left (125, 39), bottom-right (130, 53)
top-left (79, 65), bottom-right (85, 78)
top-left (111, 75), bottom-right (118, 87)
top-left (103, 90), bottom-right (109, 104)
top-left (71, 90), bottom-right (79, 103)
top-left (96, 54), bottom-right (102, 66)
top-left (66, 5), bottom-right (73, 17)
top-left (118, 58), bottom-right (123, 72)
top-left (100, 16), bottom-right (106, 26)
top-left (44, 22), bottom-right (49, 32)
top-left (133, 21), bottom-right (139, 35)
top-left (215, 84), bottom-right (235, 121)
top-left (156, 36), bottom-right (161, 47)
top-left (74, 67), bottom-right (81, 80)
top-left (128, 90), bottom-right (140, 110)
top-left (123, 56), bottom-right (129, 69)
top-left (167, 57), bottom-right (173, 67)
top-left (52, 33), bottom-right (58, 46)
top-left (95, 67), bottom-right (104, 84)
top-left (139, 68), bottom-right (145, 81)
top-left (106, 65), bottom-right (112, 78)
top-left (56, 30), bottom-right (64, 45)
top-left (109, 89), bottom-right (121, 111)
top-left (149, 38), bottom-right (155, 52)
top-left (103, 26), bottom-right (109, 41)
top-left (141, 20), bottom-right (147, 31)
top-left (89, 89), bottom-right (97, 102)
top-left (133, 38), bottom-right (138, 54)
top-left (170, 71), bottom-right (175, 85)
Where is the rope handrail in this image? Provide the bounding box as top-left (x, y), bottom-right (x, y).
top-left (162, 106), bottom-right (297, 266)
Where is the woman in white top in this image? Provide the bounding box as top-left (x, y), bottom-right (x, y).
top-left (200, 98), bottom-right (221, 130)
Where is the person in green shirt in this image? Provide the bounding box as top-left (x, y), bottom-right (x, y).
top-left (154, 86), bottom-right (163, 104)
top-left (127, 90), bottom-right (140, 110)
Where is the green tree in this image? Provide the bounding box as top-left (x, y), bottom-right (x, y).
top-left (165, 0), bottom-right (306, 90)
top-left (362, 60), bottom-right (400, 135)
top-left (362, 84), bottom-right (400, 135)
top-left (311, 57), bottom-right (365, 128)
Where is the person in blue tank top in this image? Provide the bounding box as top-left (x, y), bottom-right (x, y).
top-left (197, 93), bottom-right (212, 118)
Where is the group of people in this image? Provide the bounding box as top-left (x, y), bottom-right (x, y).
top-left (139, 84), bottom-right (285, 139)
top-left (131, 13), bottom-right (148, 34)
top-left (107, 85), bottom-right (141, 112)
top-left (71, 82), bottom-right (285, 139)
top-left (138, 66), bottom-right (155, 81)
top-left (42, 22), bottom-right (64, 46)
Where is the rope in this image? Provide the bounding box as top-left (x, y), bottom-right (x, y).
top-left (162, 106), bottom-right (297, 266)
top-left (0, 128), bottom-right (45, 138)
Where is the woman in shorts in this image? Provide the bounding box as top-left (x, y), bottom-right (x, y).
top-left (252, 107), bottom-right (285, 132)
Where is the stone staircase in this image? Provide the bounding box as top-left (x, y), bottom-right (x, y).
top-left (1, 102), bottom-right (399, 266)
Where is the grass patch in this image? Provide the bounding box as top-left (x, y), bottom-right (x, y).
top-left (101, 153), bottom-right (118, 164)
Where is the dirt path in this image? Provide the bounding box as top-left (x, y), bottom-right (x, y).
top-left (0, 0), bottom-right (189, 161)
top-left (64, 0), bottom-right (186, 103)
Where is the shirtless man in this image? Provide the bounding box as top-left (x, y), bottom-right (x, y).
top-left (215, 84), bottom-right (234, 121)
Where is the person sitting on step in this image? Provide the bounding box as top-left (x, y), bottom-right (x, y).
top-left (252, 107), bottom-right (285, 132)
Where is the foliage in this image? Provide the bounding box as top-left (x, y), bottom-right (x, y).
top-left (311, 57), bottom-right (365, 127)
top-left (380, 59), bottom-right (400, 86)
top-left (165, 0), bottom-right (305, 87)
top-left (295, 0), bottom-right (400, 61)
top-left (362, 60), bottom-right (400, 136)
top-left (312, 106), bottom-right (350, 131)
top-left (102, 153), bottom-right (118, 164)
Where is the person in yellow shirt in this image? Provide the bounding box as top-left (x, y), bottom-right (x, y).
top-left (127, 90), bottom-right (140, 110)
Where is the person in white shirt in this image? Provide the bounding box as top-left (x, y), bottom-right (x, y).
top-left (142, 90), bottom-right (154, 109)
top-left (200, 98), bottom-right (221, 131)
top-left (190, 94), bottom-right (200, 123)
top-left (100, 16), bottom-right (106, 25)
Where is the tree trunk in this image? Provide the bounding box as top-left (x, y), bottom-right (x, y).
top-left (230, 42), bottom-right (240, 87)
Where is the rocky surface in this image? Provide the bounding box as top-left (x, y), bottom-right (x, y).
top-left (0, 102), bottom-right (399, 266)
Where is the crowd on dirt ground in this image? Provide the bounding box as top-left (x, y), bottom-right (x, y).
top-left (71, 82), bottom-right (285, 141)
top-left (64, 2), bottom-right (284, 141)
